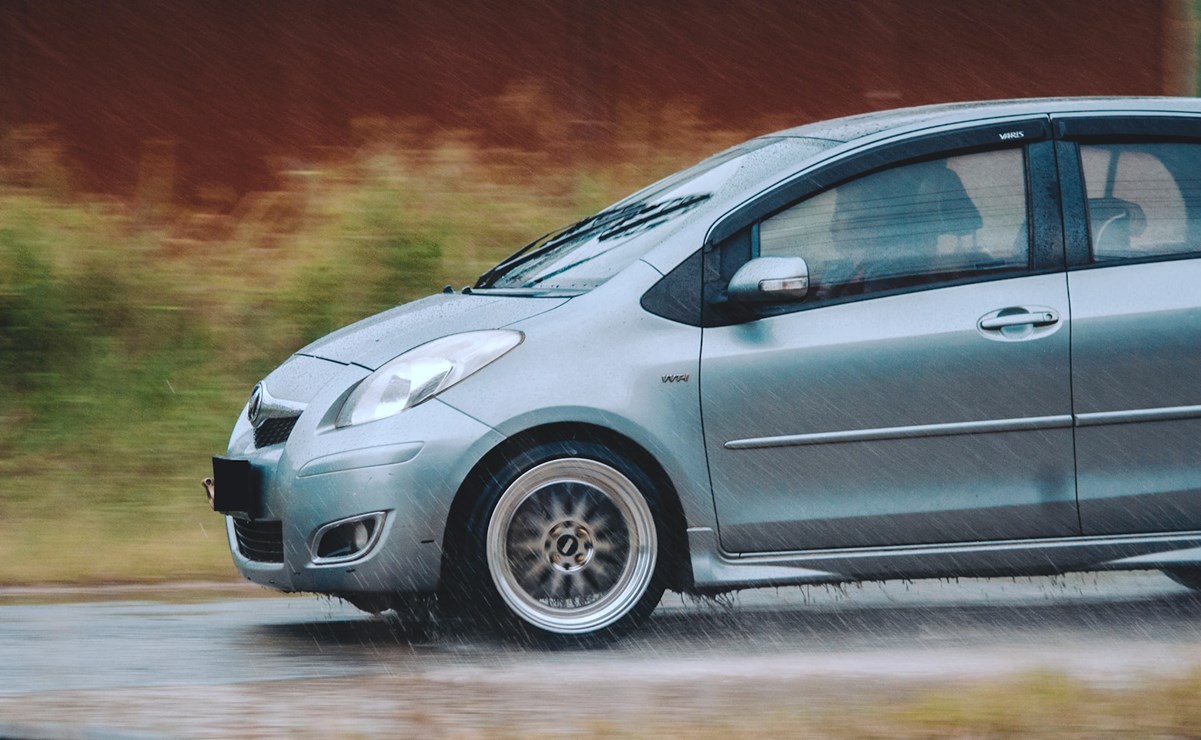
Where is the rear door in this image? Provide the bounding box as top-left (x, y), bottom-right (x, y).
top-left (1055, 114), bottom-right (1201, 534)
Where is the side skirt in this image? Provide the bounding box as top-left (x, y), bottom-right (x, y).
top-left (686, 527), bottom-right (1201, 591)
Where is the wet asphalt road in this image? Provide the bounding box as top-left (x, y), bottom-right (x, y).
top-left (3, 572), bottom-right (1201, 737)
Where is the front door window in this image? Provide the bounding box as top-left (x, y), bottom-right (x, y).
top-left (759, 149), bottom-right (1029, 300)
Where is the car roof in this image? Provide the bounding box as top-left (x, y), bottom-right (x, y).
top-left (636, 96), bottom-right (1201, 276)
top-left (763, 96), bottom-right (1201, 144)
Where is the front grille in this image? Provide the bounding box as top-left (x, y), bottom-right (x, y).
top-left (254, 416), bottom-right (298, 448)
top-left (233, 519), bottom-right (284, 562)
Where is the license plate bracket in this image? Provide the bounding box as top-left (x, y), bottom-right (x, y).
top-left (210, 456), bottom-right (261, 517)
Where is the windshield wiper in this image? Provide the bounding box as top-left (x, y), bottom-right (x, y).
top-left (474, 195), bottom-right (711, 289)
top-left (595, 194), bottom-right (710, 241)
top-left (473, 200), bottom-right (648, 289)
top-left (522, 195), bottom-right (713, 287)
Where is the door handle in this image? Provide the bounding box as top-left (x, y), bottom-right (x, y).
top-left (978, 309), bottom-right (1059, 331)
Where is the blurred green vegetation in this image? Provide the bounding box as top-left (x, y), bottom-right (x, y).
top-left (0, 112), bottom-right (744, 584)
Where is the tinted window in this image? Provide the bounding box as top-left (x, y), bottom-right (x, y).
top-left (1080, 143), bottom-right (1201, 262)
top-left (759, 149), bottom-right (1029, 300)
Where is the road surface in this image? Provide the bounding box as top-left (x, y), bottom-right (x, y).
top-left (2, 572), bottom-right (1201, 737)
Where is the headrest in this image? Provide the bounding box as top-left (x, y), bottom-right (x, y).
top-left (919, 165), bottom-right (982, 236)
top-left (831, 161), bottom-right (982, 239)
top-left (1088, 197), bottom-right (1147, 237)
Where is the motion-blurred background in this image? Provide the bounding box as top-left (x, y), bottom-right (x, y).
top-left (0, 0), bottom-right (1196, 584)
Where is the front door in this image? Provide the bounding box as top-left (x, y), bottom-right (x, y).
top-left (702, 139), bottom-right (1078, 553)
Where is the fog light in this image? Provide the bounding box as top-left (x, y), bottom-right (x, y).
top-left (312, 512), bottom-right (385, 565)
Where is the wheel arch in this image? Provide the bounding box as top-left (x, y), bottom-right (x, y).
top-left (440, 421), bottom-right (693, 594)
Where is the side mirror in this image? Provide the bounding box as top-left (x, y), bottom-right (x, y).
top-left (727, 256), bottom-right (809, 303)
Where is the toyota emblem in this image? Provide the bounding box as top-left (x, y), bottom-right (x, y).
top-left (247, 383), bottom-right (264, 426)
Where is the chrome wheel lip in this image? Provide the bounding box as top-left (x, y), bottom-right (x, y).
top-left (486, 457), bottom-right (658, 635)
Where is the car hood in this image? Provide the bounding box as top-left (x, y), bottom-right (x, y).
top-left (295, 292), bottom-right (569, 370)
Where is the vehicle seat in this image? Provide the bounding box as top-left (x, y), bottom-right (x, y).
top-left (828, 161), bottom-right (983, 293)
top-left (1088, 196), bottom-right (1146, 257)
top-left (918, 164), bottom-right (982, 239)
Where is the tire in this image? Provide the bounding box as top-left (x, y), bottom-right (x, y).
top-left (1163, 568), bottom-right (1201, 591)
top-left (461, 440), bottom-right (666, 640)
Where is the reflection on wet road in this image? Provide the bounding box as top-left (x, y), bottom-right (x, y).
top-left (3, 572), bottom-right (1201, 736)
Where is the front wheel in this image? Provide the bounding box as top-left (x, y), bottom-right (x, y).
top-left (467, 442), bottom-right (665, 639)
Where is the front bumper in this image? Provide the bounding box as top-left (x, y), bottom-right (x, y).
top-left (221, 393), bottom-right (504, 596)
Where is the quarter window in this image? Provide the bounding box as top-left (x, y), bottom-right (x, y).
top-left (1079, 143), bottom-right (1201, 261)
top-left (759, 149), bottom-right (1029, 300)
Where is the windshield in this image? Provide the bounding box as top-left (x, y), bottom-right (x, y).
top-left (476, 138), bottom-right (778, 291)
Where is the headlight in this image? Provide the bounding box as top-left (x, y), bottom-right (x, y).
top-left (335, 330), bottom-right (523, 427)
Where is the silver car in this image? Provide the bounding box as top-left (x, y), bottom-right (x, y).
top-left (209, 97), bottom-right (1201, 639)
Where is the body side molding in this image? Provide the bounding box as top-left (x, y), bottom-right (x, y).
top-left (724, 415), bottom-right (1072, 450)
top-left (725, 405), bottom-right (1201, 451)
top-left (687, 527), bottom-right (1201, 590)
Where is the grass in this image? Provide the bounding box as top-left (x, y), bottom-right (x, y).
top-left (575, 671), bottom-right (1201, 738)
top-left (1, 668), bottom-right (1199, 736)
top-left (0, 114), bottom-right (742, 584)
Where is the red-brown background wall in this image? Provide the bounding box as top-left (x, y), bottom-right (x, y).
top-left (0, 0), bottom-right (1188, 198)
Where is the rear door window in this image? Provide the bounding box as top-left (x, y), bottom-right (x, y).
top-left (1079, 143), bottom-right (1201, 261)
